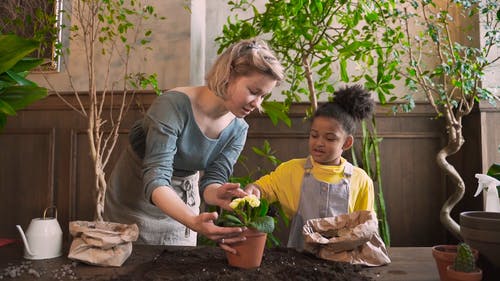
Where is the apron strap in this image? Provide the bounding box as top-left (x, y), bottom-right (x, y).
top-left (342, 161), bottom-right (354, 185)
top-left (304, 156), bottom-right (313, 174)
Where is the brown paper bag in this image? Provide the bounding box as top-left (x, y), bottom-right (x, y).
top-left (303, 210), bottom-right (391, 267)
top-left (68, 220), bottom-right (139, 267)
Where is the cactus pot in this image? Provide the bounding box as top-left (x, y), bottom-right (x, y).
top-left (432, 245), bottom-right (479, 281)
top-left (460, 211), bottom-right (500, 281)
top-left (445, 265), bottom-right (482, 281)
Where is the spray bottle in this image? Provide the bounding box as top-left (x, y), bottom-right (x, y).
top-left (474, 174), bottom-right (500, 212)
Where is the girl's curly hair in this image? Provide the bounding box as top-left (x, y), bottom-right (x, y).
top-left (312, 85), bottom-right (374, 135)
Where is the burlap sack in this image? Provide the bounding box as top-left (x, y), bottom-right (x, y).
top-left (68, 220), bottom-right (139, 267)
top-left (303, 210), bottom-right (390, 266)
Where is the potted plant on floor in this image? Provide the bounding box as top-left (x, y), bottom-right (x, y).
top-left (42, 0), bottom-right (163, 267)
top-left (400, 0), bottom-right (499, 240)
top-left (217, 195), bottom-right (275, 269)
top-left (217, 0), bottom-right (407, 247)
top-left (446, 243), bottom-right (482, 281)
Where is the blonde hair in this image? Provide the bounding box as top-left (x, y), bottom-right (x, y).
top-left (206, 39), bottom-right (284, 98)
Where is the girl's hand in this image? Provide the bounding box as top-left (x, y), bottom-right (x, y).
top-left (244, 184), bottom-right (261, 198)
top-left (191, 212), bottom-right (246, 254)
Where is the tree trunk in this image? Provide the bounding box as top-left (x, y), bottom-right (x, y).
top-left (437, 123), bottom-right (465, 239)
top-left (95, 164), bottom-right (106, 222)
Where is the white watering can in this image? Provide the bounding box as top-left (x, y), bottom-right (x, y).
top-left (474, 174), bottom-right (500, 212)
top-left (16, 206), bottom-right (63, 260)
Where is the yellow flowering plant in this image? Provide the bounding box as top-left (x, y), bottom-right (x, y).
top-left (217, 195), bottom-right (275, 233)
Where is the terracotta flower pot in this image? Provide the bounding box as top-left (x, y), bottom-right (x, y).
top-left (446, 265), bottom-right (483, 281)
top-left (225, 228), bottom-right (267, 269)
top-left (432, 245), bottom-right (479, 281)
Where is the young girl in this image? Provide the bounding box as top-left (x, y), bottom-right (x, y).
top-left (244, 85), bottom-right (375, 250)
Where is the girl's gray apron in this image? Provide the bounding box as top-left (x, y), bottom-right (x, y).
top-left (104, 145), bottom-right (200, 246)
top-left (287, 156), bottom-right (353, 250)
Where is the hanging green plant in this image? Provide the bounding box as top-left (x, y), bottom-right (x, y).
top-left (0, 34), bottom-right (48, 132)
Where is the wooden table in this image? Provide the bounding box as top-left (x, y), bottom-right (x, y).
top-left (365, 247), bottom-right (439, 281)
top-left (0, 242), bottom-right (439, 281)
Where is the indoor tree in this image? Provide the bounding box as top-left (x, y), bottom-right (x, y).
top-left (45, 0), bottom-right (163, 222)
top-left (400, 0), bottom-right (499, 238)
top-left (217, 0), bottom-right (408, 245)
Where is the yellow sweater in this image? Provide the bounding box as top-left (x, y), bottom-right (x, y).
top-left (254, 157), bottom-right (374, 219)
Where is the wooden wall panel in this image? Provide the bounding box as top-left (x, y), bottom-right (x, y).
top-left (377, 134), bottom-right (445, 246)
top-left (70, 130), bottom-right (132, 222)
top-left (0, 129), bottom-right (55, 238)
top-left (0, 94), bottom-right (498, 247)
top-left (236, 110), bottom-right (448, 246)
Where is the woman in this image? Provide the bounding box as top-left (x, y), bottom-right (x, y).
top-left (104, 39), bottom-right (284, 253)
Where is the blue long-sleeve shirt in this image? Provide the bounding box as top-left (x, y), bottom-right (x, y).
top-left (129, 91), bottom-right (249, 201)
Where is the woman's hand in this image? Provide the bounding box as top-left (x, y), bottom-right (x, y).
top-left (191, 212), bottom-right (246, 254)
top-left (244, 183), bottom-right (261, 198)
top-left (152, 187), bottom-right (246, 254)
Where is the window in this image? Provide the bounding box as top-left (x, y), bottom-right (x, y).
top-left (0, 0), bottom-right (63, 72)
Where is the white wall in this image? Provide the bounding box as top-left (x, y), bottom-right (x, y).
top-left (30, 0), bottom-right (498, 102)
top-left (32, 0), bottom-right (191, 92)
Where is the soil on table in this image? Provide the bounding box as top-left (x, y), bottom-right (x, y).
top-left (115, 246), bottom-right (373, 281)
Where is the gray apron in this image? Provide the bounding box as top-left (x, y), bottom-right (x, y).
top-left (104, 145), bottom-right (201, 246)
top-left (287, 156), bottom-right (353, 250)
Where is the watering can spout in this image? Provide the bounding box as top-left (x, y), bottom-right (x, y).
top-left (16, 225), bottom-right (35, 256)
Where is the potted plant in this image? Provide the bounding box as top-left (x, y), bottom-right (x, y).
top-left (459, 153), bottom-right (500, 281)
top-left (0, 34), bottom-right (48, 132)
top-left (400, 0), bottom-right (499, 240)
top-left (446, 243), bottom-right (482, 281)
top-left (41, 0), bottom-right (162, 267)
top-left (217, 195), bottom-right (275, 269)
top-left (216, 0), bottom-right (406, 246)
top-left (432, 244), bottom-right (479, 281)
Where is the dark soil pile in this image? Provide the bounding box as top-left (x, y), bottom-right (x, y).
top-left (115, 246), bottom-right (373, 281)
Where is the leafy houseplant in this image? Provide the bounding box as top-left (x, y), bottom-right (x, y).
top-left (218, 195), bottom-right (275, 269)
top-left (446, 243), bottom-right (482, 281)
top-left (38, 0), bottom-right (162, 267)
top-left (217, 0), bottom-right (404, 246)
top-left (49, 0), bottom-right (162, 222)
top-left (0, 34), bottom-right (48, 131)
top-left (218, 195), bottom-right (275, 234)
top-left (400, 0), bottom-right (499, 239)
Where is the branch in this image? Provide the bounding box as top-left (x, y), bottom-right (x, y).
top-left (302, 55), bottom-right (317, 111)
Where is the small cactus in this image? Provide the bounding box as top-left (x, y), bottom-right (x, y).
top-left (452, 243), bottom-right (476, 272)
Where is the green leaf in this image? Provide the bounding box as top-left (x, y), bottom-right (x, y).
top-left (6, 70), bottom-right (37, 87)
top-left (224, 213), bottom-right (243, 224)
top-left (0, 35), bottom-right (39, 74)
top-left (258, 198), bottom-right (269, 217)
top-left (10, 58), bottom-right (44, 73)
top-left (0, 85), bottom-right (47, 111)
top-left (262, 101), bottom-right (291, 127)
top-left (0, 99), bottom-right (16, 116)
top-left (340, 58), bottom-right (349, 82)
top-left (487, 163), bottom-right (500, 181)
top-left (248, 216), bottom-right (275, 233)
